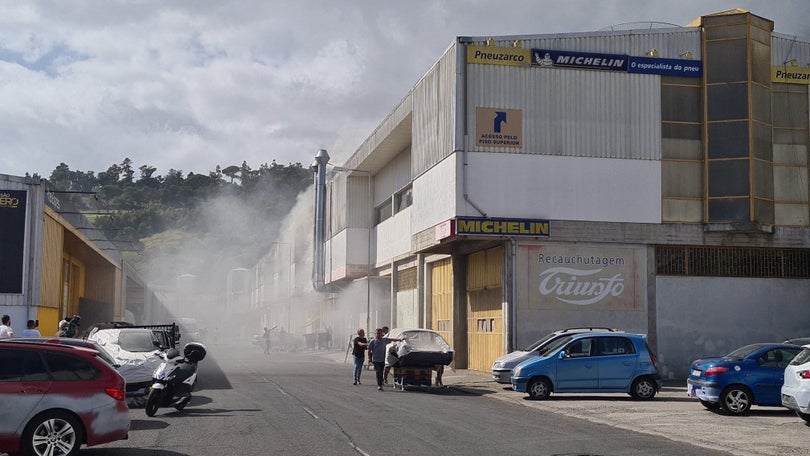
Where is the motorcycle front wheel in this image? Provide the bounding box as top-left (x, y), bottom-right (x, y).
top-left (145, 389), bottom-right (160, 417)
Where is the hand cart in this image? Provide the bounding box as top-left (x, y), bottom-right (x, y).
top-left (392, 367), bottom-right (432, 391)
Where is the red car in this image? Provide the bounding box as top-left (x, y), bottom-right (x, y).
top-left (0, 340), bottom-right (131, 456)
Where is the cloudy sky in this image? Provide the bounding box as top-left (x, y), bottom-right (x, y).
top-left (1, 1), bottom-right (808, 179)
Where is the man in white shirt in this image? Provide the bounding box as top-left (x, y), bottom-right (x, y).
top-left (0, 314), bottom-right (13, 339)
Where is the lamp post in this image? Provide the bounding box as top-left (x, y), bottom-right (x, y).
top-left (330, 166), bottom-right (373, 333)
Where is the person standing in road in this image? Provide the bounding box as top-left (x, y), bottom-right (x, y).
top-left (351, 329), bottom-right (368, 385)
top-left (367, 328), bottom-right (404, 391)
top-left (262, 327), bottom-right (272, 355)
top-left (0, 315), bottom-right (13, 339)
top-left (22, 320), bottom-right (41, 337)
top-left (381, 326), bottom-right (393, 384)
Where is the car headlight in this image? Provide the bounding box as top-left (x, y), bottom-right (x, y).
top-left (493, 361), bottom-right (506, 369)
top-left (513, 366), bottom-right (522, 376)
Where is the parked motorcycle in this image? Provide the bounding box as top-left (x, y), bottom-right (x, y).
top-left (145, 342), bottom-right (206, 417)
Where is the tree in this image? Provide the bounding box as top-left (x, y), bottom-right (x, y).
top-left (221, 165), bottom-right (240, 183)
top-left (97, 164), bottom-right (122, 186)
top-left (121, 158), bottom-right (135, 184)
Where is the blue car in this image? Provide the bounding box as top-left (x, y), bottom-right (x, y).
top-left (511, 332), bottom-right (661, 400)
top-left (686, 343), bottom-right (802, 415)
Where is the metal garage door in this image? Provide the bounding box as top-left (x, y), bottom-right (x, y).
top-left (467, 246), bottom-right (503, 372)
top-left (430, 258), bottom-right (453, 346)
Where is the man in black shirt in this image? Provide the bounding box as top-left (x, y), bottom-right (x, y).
top-left (351, 329), bottom-right (368, 385)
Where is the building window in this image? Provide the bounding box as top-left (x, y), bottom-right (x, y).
top-left (375, 199), bottom-right (392, 225)
top-left (476, 318), bottom-right (495, 332)
top-left (395, 185), bottom-right (412, 213)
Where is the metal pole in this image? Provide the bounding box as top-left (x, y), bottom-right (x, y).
top-left (366, 172), bottom-right (372, 334)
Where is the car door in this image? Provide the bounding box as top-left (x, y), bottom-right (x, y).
top-left (596, 336), bottom-right (638, 390)
top-left (0, 348), bottom-right (51, 439)
top-left (556, 337), bottom-right (598, 390)
top-left (752, 347), bottom-right (800, 405)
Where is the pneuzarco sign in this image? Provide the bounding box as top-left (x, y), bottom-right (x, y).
top-left (467, 45), bottom-right (530, 67)
top-left (518, 245), bottom-right (643, 311)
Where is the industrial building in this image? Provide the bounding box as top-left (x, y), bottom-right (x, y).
top-left (312, 9), bottom-right (810, 379)
top-left (0, 173), bottom-right (160, 336)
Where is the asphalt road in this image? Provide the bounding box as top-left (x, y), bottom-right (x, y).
top-left (450, 369), bottom-right (810, 456)
top-left (70, 341), bottom-right (764, 456)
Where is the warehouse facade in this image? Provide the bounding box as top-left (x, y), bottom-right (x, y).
top-left (314, 9), bottom-right (810, 379)
top-left (0, 173), bottom-right (160, 336)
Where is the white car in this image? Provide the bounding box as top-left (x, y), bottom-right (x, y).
top-left (781, 344), bottom-right (810, 423)
top-left (87, 328), bottom-right (165, 397)
top-left (491, 327), bottom-right (618, 383)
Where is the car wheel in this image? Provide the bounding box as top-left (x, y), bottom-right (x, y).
top-left (700, 400), bottom-right (721, 410)
top-left (796, 411), bottom-right (810, 424)
top-left (630, 377), bottom-right (657, 400)
top-left (22, 410), bottom-right (83, 456)
top-left (720, 385), bottom-right (752, 415)
top-left (527, 378), bottom-right (552, 400)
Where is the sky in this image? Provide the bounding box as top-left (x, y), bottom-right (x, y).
top-left (1, 1), bottom-right (808, 180)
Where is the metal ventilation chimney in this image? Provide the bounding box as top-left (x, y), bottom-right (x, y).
top-left (311, 149), bottom-right (330, 291)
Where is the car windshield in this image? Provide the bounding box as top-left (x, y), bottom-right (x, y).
top-left (402, 331), bottom-right (450, 351)
top-left (525, 333), bottom-right (558, 351)
top-left (117, 331), bottom-right (158, 352)
top-left (791, 348), bottom-right (810, 366)
top-left (543, 335), bottom-right (574, 355)
top-left (786, 338), bottom-right (810, 346)
top-left (725, 344), bottom-right (764, 360)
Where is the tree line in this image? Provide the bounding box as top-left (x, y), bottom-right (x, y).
top-left (38, 158), bottom-right (313, 281)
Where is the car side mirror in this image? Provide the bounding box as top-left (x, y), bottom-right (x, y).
top-left (558, 351), bottom-right (569, 360)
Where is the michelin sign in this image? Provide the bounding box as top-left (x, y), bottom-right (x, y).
top-left (532, 48), bottom-right (702, 77)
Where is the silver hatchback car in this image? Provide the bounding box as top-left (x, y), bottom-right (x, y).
top-left (491, 327), bottom-right (618, 383)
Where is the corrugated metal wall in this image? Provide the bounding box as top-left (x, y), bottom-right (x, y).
top-left (84, 263), bottom-right (117, 305)
top-left (40, 211), bottom-right (63, 310)
top-left (772, 33), bottom-right (810, 65)
top-left (373, 147), bottom-right (411, 207)
top-left (466, 246), bottom-right (503, 372)
top-left (467, 63), bottom-right (661, 160)
top-left (326, 176), bottom-right (341, 236)
top-left (328, 171), bottom-right (372, 232)
top-left (412, 44), bottom-right (457, 178)
top-left (462, 29), bottom-right (702, 162)
top-left (347, 175), bottom-right (370, 229)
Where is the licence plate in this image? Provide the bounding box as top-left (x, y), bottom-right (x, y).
top-left (687, 384), bottom-right (698, 397)
top-left (691, 369), bottom-right (702, 377)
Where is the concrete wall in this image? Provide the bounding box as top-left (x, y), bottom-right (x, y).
top-left (411, 154), bottom-right (457, 233)
top-left (656, 276), bottom-right (810, 381)
top-left (463, 153), bottom-right (661, 223)
top-left (375, 207), bottom-right (411, 267)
